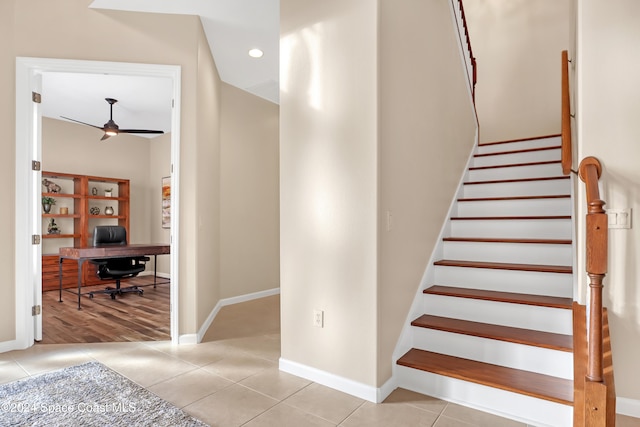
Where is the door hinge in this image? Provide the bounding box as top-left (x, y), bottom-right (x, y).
top-left (32, 305), bottom-right (41, 316)
top-left (32, 160), bottom-right (41, 171)
top-left (32, 235), bottom-right (41, 245)
top-left (32, 92), bottom-right (41, 103)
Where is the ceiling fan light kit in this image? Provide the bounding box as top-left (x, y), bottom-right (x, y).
top-left (61, 98), bottom-right (164, 141)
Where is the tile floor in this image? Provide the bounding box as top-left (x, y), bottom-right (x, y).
top-left (1, 295), bottom-right (639, 427)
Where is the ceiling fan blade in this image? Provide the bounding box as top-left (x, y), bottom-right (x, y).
top-left (100, 133), bottom-right (112, 141)
top-left (119, 129), bottom-right (165, 134)
top-left (60, 116), bottom-right (104, 130)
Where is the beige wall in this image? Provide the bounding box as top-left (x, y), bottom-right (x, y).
top-left (576, 0), bottom-right (640, 403)
top-left (464, 0), bottom-right (570, 143)
top-left (280, 0), bottom-right (379, 385)
top-left (280, 0), bottom-right (475, 388)
top-left (195, 29), bottom-right (222, 328)
top-left (377, 0), bottom-right (477, 385)
top-left (0, 0), bottom-right (16, 343)
top-left (2, 0), bottom-right (216, 341)
top-left (41, 117), bottom-right (152, 249)
top-left (220, 83), bottom-right (279, 299)
top-left (150, 133), bottom-right (172, 274)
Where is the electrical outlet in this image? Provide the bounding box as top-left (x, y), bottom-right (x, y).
top-left (313, 309), bottom-right (324, 328)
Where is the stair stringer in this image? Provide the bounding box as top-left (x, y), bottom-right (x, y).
top-left (391, 135), bottom-right (576, 427)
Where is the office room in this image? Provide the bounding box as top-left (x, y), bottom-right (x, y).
top-left (39, 72), bottom-right (173, 342)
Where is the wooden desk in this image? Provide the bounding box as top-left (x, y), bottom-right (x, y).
top-left (59, 244), bottom-right (170, 309)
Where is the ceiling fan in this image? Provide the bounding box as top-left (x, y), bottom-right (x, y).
top-left (61, 98), bottom-right (164, 141)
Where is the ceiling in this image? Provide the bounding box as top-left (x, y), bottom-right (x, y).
top-left (42, 0), bottom-right (279, 139)
top-left (42, 73), bottom-right (174, 138)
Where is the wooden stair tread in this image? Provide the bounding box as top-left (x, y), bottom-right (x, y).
top-left (458, 195), bottom-right (570, 202)
top-left (478, 134), bottom-right (561, 147)
top-left (450, 215), bottom-right (570, 220)
top-left (434, 259), bottom-right (572, 274)
top-left (424, 285), bottom-right (573, 309)
top-left (469, 160), bottom-right (561, 171)
top-left (464, 175), bottom-right (569, 185)
top-left (474, 146), bottom-right (561, 158)
top-left (443, 237), bottom-right (572, 245)
top-left (412, 314), bottom-right (572, 352)
top-left (397, 348), bottom-right (573, 405)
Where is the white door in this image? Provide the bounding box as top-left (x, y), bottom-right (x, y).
top-left (15, 60), bottom-right (44, 346)
top-left (31, 72), bottom-right (43, 341)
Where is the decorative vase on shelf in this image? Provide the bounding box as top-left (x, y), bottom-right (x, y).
top-left (104, 206), bottom-right (114, 215)
top-left (42, 197), bottom-right (56, 213)
top-left (104, 189), bottom-right (113, 197)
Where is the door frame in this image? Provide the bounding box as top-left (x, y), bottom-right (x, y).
top-left (15, 57), bottom-right (181, 348)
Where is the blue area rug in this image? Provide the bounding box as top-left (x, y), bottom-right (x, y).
top-left (0, 361), bottom-right (209, 426)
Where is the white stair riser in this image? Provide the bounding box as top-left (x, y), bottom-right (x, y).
top-left (450, 218), bottom-right (572, 239)
top-left (468, 162), bottom-right (562, 181)
top-left (473, 148), bottom-right (561, 167)
top-left (463, 179), bottom-right (570, 198)
top-left (443, 241), bottom-right (572, 265)
top-left (476, 137), bottom-right (561, 155)
top-left (434, 266), bottom-right (573, 297)
top-left (396, 366), bottom-right (573, 427)
top-left (422, 294), bottom-right (573, 334)
top-left (411, 328), bottom-right (573, 379)
top-left (457, 197), bottom-right (571, 216)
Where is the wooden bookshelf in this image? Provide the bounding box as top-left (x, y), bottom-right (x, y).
top-left (41, 171), bottom-right (130, 291)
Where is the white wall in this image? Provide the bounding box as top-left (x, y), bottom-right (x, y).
top-left (464, 0), bottom-right (570, 143)
top-left (576, 0), bottom-right (640, 408)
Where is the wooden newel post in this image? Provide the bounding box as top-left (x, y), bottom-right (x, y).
top-left (579, 157), bottom-right (608, 383)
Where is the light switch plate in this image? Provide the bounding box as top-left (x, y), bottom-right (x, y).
top-left (608, 208), bottom-right (632, 229)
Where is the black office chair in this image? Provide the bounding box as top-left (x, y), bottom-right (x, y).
top-left (88, 226), bottom-right (149, 300)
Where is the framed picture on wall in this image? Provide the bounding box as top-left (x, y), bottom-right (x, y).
top-left (162, 176), bottom-right (171, 229)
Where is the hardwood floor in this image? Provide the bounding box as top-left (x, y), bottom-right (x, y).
top-left (40, 275), bottom-right (170, 344)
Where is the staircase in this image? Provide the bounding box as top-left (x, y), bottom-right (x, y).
top-left (396, 135), bottom-right (575, 426)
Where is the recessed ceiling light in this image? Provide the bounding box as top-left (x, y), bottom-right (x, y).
top-left (248, 48), bottom-right (264, 58)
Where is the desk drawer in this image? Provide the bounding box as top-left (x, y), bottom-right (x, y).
top-left (42, 255), bottom-right (78, 292)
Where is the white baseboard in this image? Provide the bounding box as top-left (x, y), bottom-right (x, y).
top-left (178, 334), bottom-right (198, 345)
top-left (617, 397), bottom-right (640, 418)
top-left (0, 339), bottom-right (23, 353)
top-left (195, 287), bottom-right (280, 343)
top-left (279, 358), bottom-right (396, 403)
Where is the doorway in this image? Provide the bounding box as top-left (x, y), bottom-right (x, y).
top-left (15, 57), bottom-right (181, 348)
